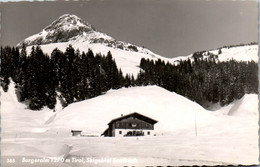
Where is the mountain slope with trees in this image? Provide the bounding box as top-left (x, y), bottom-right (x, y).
top-left (1, 44), bottom-right (258, 110)
top-left (1, 45), bottom-right (134, 110)
top-left (136, 56), bottom-right (258, 107)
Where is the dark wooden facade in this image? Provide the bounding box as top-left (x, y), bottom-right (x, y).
top-left (102, 112), bottom-right (158, 137)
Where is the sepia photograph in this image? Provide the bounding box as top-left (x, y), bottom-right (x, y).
top-left (0, 0), bottom-right (259, 166)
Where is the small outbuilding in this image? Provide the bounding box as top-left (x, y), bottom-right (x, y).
top-left (102, 112), bottom-right (158, 137)
top-left (71, 130), bottom-right (82, 136)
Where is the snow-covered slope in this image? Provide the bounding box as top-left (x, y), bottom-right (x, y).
top-left (1, 83), bottom-right (258, 165)
top-left (172, 44), bottom-right (258, 63)
top-left (209, 45), bottom-right (258, 62)
top-left (18, 14), bottom-right (258, 77)
top-left (2, 82), bottom-right (257, 135)
top-left (25, 42), bottom-right (166, 77)
top-left (46, 86), bottom-right (221, 134)
top-left (214, 94), bottom-right (258, 116)
top-left (1, 81), bottom-right (53, 135)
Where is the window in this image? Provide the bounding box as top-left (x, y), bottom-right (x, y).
top-left (147, 131), bottom-right (150, 135)
top-left (119, 131), bottom-right (122, 134)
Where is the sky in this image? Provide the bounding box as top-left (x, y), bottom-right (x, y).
top-left (0, 0), bottom-right (258, 58)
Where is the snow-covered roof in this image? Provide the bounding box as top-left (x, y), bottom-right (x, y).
top-left (108, 112), bottom-right (158, 125)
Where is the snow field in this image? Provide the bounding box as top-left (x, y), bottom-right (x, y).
top-left (1, 82), bottom-right (258, 166)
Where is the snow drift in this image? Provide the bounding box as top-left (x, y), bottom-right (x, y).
top-left (227, 94), bottom-right (258, 116)
top-left (214, 94), bottom-right (259, 117)
top-left (48, 86), bottom-right (221, 135)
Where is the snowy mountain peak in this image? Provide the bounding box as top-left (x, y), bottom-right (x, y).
top-left (44, 14), bottom-right (96, 32)
top-left (17, 14), bottom-right (98, 47)
top-left (17, 14), bottom-right (159, 57)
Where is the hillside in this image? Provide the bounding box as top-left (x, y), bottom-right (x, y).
top-left (24, 42), bottom-right (164, 77)
top-left (172, 44), bottom-right (258, 63)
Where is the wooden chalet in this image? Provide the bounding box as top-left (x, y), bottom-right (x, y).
top-left (102, 112), bottom-right (158, 137)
